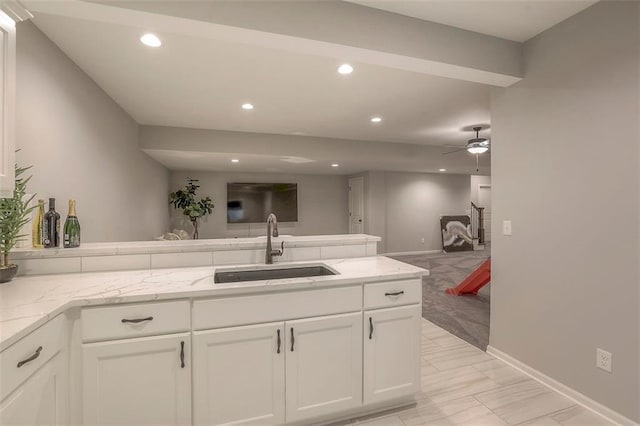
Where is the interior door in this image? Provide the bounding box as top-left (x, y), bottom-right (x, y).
top-left (348, 176), bottom-right (364, 234)
top-left (192, 322), bottom-right (285, 426)
top-left (364, 305), bottom-right (421, 404)
top-left (285, 312), bottom-right (362, 423)
top-left (82, 333), bottom-right (191, 426)
top-left (478, 184), bottom-right (492, 242)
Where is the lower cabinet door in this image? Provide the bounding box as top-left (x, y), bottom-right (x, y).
top-left (0, 353), bottom-right (68, 426)
top-left (193, 322), bottom-right (285, 426)
top-left (285, 312), bottom-right (362, 423)
top-left (82, 333), bottom-right (191, 426)
top-left (364, 305), bottom-right (421, 404)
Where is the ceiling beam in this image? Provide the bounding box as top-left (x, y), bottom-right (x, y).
top-left (24, 0), bottom-right (523, 87)
top-left (139, 126), bottom-right (490, 175)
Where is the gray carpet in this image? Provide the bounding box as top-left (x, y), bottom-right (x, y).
top-left (390, 248), bottom-right (491, 351)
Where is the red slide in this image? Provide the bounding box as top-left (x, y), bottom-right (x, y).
top-left (445, 259), bottom-right (491, 296)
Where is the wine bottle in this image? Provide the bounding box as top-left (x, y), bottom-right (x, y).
top-left (63, 199), bottom-right (81, 248)
top-left (43, 198), bottom-right (60, 248)
top-left (32, 199), bottom-right (45, 248)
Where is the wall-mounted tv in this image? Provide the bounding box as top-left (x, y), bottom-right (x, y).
top-left (227, 183), bottom-right (298, 223)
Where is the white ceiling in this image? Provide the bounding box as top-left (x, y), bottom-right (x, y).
top-left (346, 0), bottom-right (598, 42)
top-left (27, 1), bottom-right (594, 175)
top-left (32, 13), bottom-right (490, 147)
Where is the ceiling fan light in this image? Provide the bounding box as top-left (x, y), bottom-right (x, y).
top-left (467, 146), bottom-right (489, 154)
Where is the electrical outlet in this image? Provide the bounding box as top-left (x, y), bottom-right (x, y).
top-left (596, 348), bottom-right (612, 373)
top-left (420, 237), bottom-right (425, 244)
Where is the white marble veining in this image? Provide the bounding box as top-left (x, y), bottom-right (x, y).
top-left (10, 234), bottom-right (381, 259)
top-left (0, 255), bottom-right (425, 352)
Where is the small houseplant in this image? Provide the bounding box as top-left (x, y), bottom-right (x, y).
top-left (1, 163), bottom-right (36, 283)
top-left (169, 178), bottom-right (213, 239)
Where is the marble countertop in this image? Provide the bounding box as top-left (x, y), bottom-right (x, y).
top-left (0, 256), bottom-right (426, 352)
top-left (10, 234), bottom-right (382, 259)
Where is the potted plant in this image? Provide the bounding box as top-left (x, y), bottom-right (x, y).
top-left (1, 163), bottom-right (36, 283)
top-left (169, 178), bottom-right (213, 239)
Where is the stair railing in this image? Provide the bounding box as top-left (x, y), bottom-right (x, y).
top-left (470, 202), bottom-right (485, 245)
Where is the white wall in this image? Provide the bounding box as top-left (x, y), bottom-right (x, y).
top-left (170, 171), bottom-right (349, 238)
top-left (15, 22), bottom-right (169, 242)
top-left (490, 2), bottom-right (639, 422)
top-left (356, 171), bottom-right (470, 254)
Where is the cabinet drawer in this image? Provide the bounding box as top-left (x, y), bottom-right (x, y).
top-left (0, 314), bottom-right (66, 401)
top-left (81, 301), bottom-right (190, 342)
top-left (364, 279), bottom-right (421, 310)
top-left (193, 285), bottom-right (361, 330)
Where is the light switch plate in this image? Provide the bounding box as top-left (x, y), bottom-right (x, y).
top-left (503, 220), bottom-right (512, 236)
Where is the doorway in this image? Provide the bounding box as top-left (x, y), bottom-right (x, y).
top-left (478, 184), bottom-right (491, 242)
top-left (348, 176), bottom-right (364, 234)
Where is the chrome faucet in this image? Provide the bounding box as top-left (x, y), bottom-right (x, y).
top-left (265, 213), bottom-right (284, 264)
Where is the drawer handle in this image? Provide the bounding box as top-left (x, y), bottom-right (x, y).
top-left (277, 329), bottom-right (281, 354)
top-left (369, 317), bottom-right (374, 339)
top-left (385, 291), bottom-right (405, 297)
top-left (290, 328), bottom-right (295, 352)
top-left (121, 316), bottom-right (154, 324)
top-left (180, 341), bottom-right (185, 368)
top-left (17, 346), bottom-right (43, 368)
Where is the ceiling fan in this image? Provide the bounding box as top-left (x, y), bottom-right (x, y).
top-left (442, 126), bottom-right (490, 172)
top-left (443, 126), bottom-right (490, 155)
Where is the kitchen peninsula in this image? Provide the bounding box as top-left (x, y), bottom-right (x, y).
top-left (0, 235), bottom-right (427, 425)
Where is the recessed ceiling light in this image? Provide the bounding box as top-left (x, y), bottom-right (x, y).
top-left (331, 163), bottom-right (339, 168)
top-left (231, 159), bottom-right (239, 163)
top-left (140, 33), bottom-right (162, 47)
top-left (241, 103), bottom-right (254, 110)
top-left (371, 117), bottom-right (382, 123)
top-left (337, 64), bottom-right (354, 75)
top-left (439, 168), bottom-right (446, 172)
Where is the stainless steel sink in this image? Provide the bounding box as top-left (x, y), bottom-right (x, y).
top-left (214, 265), bottom-right (337, 284)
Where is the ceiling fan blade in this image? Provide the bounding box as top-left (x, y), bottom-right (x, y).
top-left (442, 148), bottom-right (466, 155)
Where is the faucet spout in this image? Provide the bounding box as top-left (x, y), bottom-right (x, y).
top-left (265, 213), bottom-right (283, 264)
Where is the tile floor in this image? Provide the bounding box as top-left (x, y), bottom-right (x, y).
top-left (338, 319), bottom-right (613, 426)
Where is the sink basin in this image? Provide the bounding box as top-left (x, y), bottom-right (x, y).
top-left (214, 265), bottom-right (337, 284)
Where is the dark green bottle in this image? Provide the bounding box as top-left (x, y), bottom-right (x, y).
top-left (63, 199), bottom-right (81, 248)
top-left (43, 198), bottom-right (60, 248)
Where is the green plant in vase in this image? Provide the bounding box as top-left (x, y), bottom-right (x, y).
top-left (0, 163), bottom-right (36, 283)
top-left (169, 178), bottom-right (213, 239)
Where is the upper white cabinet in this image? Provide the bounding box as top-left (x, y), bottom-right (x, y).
top-left (364, 305), bottom-right (421, 404)
top-left (0, 10), bottom-right (15, 198)
top-left (193, 322), bottom-right (285, 426)
top-left (82, 333), bottom-right (191, 426)
top-left (285, 313), bottom-right (363, 423)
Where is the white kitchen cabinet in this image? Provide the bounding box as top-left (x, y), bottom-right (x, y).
top-left (0, 10), bottom-right (16, 198)
top-left (193, 322), bottom-right (285, 426)
top-left (285, 312), bottom-right (362, 423)
top-left (0, 352), bottom-right (68, 425)
top-left (82, 333), bottom-right (191, 426)
top-left (364, 305), bottom-right (421, 404)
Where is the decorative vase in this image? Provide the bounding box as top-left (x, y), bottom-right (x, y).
top-left (192, 220), bottom-right (199, 240)
top-left (0, 264), bottom-right (19, 283)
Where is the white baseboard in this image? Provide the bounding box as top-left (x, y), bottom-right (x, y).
top-left (486, 345), bottom-right (638, 426)
top-left (383, 249), bottom-right (442, 256)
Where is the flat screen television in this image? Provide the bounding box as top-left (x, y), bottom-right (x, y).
top-left (227, 183), bottom-right (298, 223)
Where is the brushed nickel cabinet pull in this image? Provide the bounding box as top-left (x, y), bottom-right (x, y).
top-left (121, 316), bottom-right (154, 324)
top-left (17, 346), bottom-right (42, 368)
